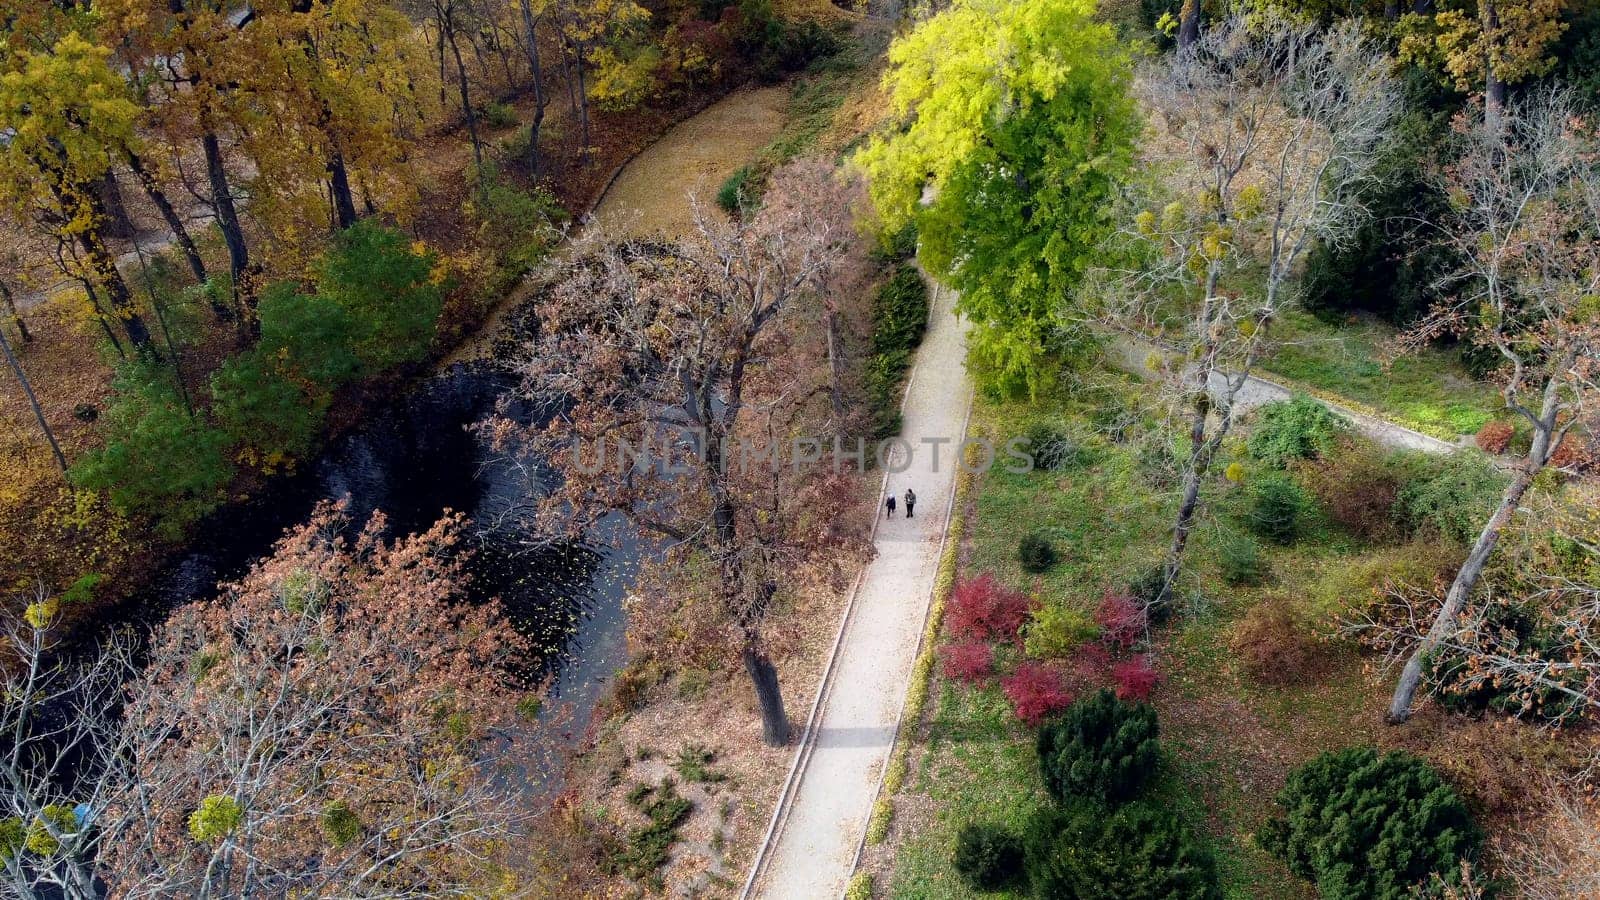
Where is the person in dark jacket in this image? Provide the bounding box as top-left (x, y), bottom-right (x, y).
top-left (904, 488), bottom-right (916, 518)
top-left (885, 493), bottom-right (897, 518)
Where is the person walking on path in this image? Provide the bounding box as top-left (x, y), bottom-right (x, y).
top-left (884, 492), bottom-right (896, 518)
top-left (904, 488), bottom-right (916, 518)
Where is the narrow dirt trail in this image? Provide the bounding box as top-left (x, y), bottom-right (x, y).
top-left (447, 84), bottom-right (790, 363)
top-left (591, 84), bottom-right (789, 240)
top-left (746, 275), bottom-right (973, 899)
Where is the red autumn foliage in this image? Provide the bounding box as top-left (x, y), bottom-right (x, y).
top-left (1475, 420), bottom-right (1514, 454)
top-left (939, 640), bottom-right (994, 683)
top-left (1550, 432), bottom-right (1599, 473)
top-left (948, 572), bottom-right (1035, 642)
top-left (1002, 663), bottom-right (1073, 726)
top-left (1095, 590), bottom-right (1145, 650)
top-left (1112, 654), bottom-right (1162, 701)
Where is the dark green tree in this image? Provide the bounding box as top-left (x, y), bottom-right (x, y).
top-left (70, 362), bottom-right (233, 534)
top-left (316, 222), bottom-right (443, 372)
top-left (1259, 747), bottom-right (1481, 900)
top-left (1037, 689), bottom-right (1160, 805)
top-left (210, 350), bottom-right (323, 468)
top-left (256, 284), bottom-right (362, 388)
top-left (1024, 800), bottom-right (1221, 900)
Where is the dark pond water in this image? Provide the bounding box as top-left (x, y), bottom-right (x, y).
top-left (116, 357), bottom-right (639, 748)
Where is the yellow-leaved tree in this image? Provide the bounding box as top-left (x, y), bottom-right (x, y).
top-left (1400, 0), bottom-right (1566, 124)
top-left (0, 32), bottom-right (156, 355)
top-left (853, 0), bottom-right (1139, 397)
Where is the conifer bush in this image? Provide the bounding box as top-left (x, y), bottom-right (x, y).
top-left (1036, 689), bottom-right (1159, 805)
top-left (1022, 421), bottom-right (1079, 471)
top-left (952, 823), bottom-right (1024, 891)
top-left (1017, 531), bottom-right (1057, 573)
top-left (1024, 800), bottom-right (1221, 900)
top-left (1259, 747), bottom-right (1482, 900)
top-left (1247, 472), bottom-right (1313, 544)
top-left (1395, 452), bottom-right (1506, 543)
top-left (1247, 395), bottom-right (1345, 468)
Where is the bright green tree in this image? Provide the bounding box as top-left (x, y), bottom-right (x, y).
top-left (853, 0), bottom-right (1138, 397)
top-left (315, 222), bottom-right (442, 372)
top-left (70, 361), bottom-right (233, 534)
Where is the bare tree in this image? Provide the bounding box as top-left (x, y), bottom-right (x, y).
top-left (0, 506), bottom-right (544, 899)
top-left (0, 589), bottom-right (150, 900)
top-left (1385, 88), bottom-right (1600, 723)
top-left (1499, 775), bottom-right (1600, 899)
top-left (486, 160), bottom-right (863, 746)
top-left (1110, 12), bottom-right (1400, 608)
top-left (99, 504), bottom-right (540, 898)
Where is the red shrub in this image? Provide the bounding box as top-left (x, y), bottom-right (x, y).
top-left (1002, 663), bottom-right (1073, 726)
top-left (1112, 654), bottom-right (1162, 701)
top-left (1550, 432), bottom-right (1599, 474)
top-left (1095, 590), bottom-right (1145, 650)
top-left (1475, 420), bottom-right (1514, 454)
top-left (948, 573), bottom-right (1034, 642)
top-left (939, 641), bottom-right (994, 683)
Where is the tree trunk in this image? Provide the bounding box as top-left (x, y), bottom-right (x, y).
top-left (574, 46), bottom-right (591, 164)
top-left (1483, 0), bottom-right (1506, 129)
top-left (518, 0), bottom-right (548, 175)
top-left (446, 22), bottom-right (484, 172)
top-left (1161, 391), bottom-right (1211, 604)
top-left (1387, 465), bottom-right (1536, 722)
top-left (72, 203), bottom-right (156, 356)
top-left (1387, 377), bottom-right (1562, 723)
top-left (1178, 0), bottom-right (1201, 49)
top-left (79, 280), bottom-right (128, 360)
top-left (743, 642), bottom-right (790, 746)
top-left (1159, 275), bottom-right (1221, 604)
top-left (0, 318), bottom-right (66, 473)
top-left (96, 170), bottom-right (133, 241)
top-left (125, 148), bottom-right (209, 288)
top-left (0, 280), bottom-right (30, 345)
top-left (825, 308), bottom-right (845, 424)
top-left (202, 131), bottom-right (249, 296)
top-left (328, 146), bottom-right (358, 230)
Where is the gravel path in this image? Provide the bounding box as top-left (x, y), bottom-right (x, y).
top-left (1102, 333), bottom-right (1462, 455)
top-left (745, 275), bottom-right (972, 899)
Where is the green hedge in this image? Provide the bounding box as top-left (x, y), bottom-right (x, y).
top-left (866, 264), bottom-right (930, 440)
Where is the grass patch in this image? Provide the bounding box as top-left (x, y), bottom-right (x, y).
top-left (882, 376), bottom-right (1430, 899)
top-left (672, 744), bottom-right (726, 784)
top-left (1260, 310), bottom-right (1500, 438)
top-left (889, 679), bottom-right (1045, 899)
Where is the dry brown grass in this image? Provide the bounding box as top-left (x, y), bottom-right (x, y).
top-left (552, 555), bottom-right (871, 897)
